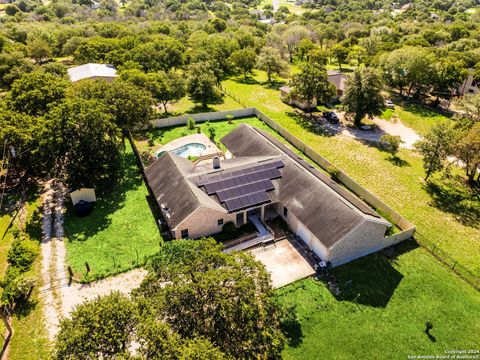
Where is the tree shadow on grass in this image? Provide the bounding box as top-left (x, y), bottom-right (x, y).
top-left (286, 111), bottom-right (337, 137)
top-left (387, 155), bottom-right (410, 167)
top-left (232, 77), bottom-right (260, 85)
top-left (328, 241), bottom-right (419, 308)
top-left (13, 297), bottom-right (39, 319)
top-left (424, 180), bottom-right (480, 229)
top-left (280, 305), bottom-right (304, 348)
top-left (261, 80), bottom-right (286, 90)
top-left (63, 149), bottom-right (144, 242)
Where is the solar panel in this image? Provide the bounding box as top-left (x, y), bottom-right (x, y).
top-left (196, 160), bottom-right (284, 212)
top-left (196, 160), bottom-right (284, 187)
top-left (216, 179), bottom-right (274, 202)
top-left (224, 191), bottom-right (270, 212)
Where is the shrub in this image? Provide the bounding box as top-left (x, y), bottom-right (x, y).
top-left (1, 268), bottom-right (35, 306)
top-left (208, 126), bottom-right (216, 141)
top-left (7, 238), bottom-right (39, 272)
top-left (222, 222), bottom-right (237, 237)
top-left (380, 134), bottom-right (402, 157)
top-left (226, 114), bottom-right (234, 124)
top-left (187, 117), bottom-right (195, 130)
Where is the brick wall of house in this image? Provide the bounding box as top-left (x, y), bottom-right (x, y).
top-left (328, 220), bottom-right (395, 267)
top-left (173, 206), bottom-right (237, 240)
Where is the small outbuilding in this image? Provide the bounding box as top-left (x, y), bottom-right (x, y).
top-left (67, 63), bottom-right (117, 83)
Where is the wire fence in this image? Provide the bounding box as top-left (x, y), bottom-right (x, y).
top-left (414, 231), bottom-right (480, 290)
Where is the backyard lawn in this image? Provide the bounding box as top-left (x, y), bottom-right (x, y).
top-left (221, 71), bottom-right (480, 277)
top-left (278, 241), bottom-right (480, 359)
top-left (64, 143), bottom-right (161, 282)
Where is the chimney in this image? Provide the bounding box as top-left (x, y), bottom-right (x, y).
top-left (213, 156), bottom-right (220, 169)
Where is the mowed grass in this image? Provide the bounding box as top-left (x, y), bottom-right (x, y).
top-left (222, 71), bottom-right (480, 276)
top-left (64, 143), bottom-right (161, 282)
top-left (278, 241), bottom-right (480, 359)
top-left (381, 103), bottom-right (449, 135)
top-left (164, 93), bottom-right (240, 117)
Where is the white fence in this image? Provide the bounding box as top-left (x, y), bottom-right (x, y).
top-left (150, 108), bottom-right (257, 128)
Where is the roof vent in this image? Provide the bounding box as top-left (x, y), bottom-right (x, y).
top-left (213, 156), bottom-right (220, 169)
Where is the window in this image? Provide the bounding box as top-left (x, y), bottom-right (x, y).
top-left (181, 229), bottom-right (189, 238)
top-left (283, 206), bottom-right (288, 217)
top-left (218, 219), bottom-right (224, 226)
top-left (172, 230), bottom-right (176, 238)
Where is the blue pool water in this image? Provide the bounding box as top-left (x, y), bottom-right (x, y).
top-left (170, 143), bottom-right (207, 158)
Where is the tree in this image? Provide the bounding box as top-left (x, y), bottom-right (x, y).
top-left (26, 37), bottom-right (52, 63)
top-left (452, 123), bottom-right (480, 184)
top-left (297, 38), bottom-right (315, 61)
top-left (134, 239), bottom-right (285, 360)
top-left (431, 57), bottom-right (465, 102)
top-left (8, 71), bottom-right (68, 116)
top-left (347, 45), bottom-right (367, 66)
top-left (147, 72), bottom-right (186, 114)
top-left (46, 98), bottom-right (122, 189)
top-left (289, 63), bottom-right (336, 111)
top-left (132, 38), bottom-right (184, 72)
top-left (342, 67), bottom-right (385, 126)
top-left (68, 79), bottom-right (154, 132)
top-left (230, 48), bottom-right (257, 79)
top-left (380, 134), bottom-right (402, 158)
top-left (53, 292), bottom-right (138, 360)
top-left (414, 122), bottom-right (455, 181)
top-left (257, 47), bottom-right (288, 83)
top-left (331, 44), bottom-right (349, 70)
top-left (0, 51), bottom-right (35, 89)
top-left (380, 46), bottom-right (435, 97)
top-left (186, 62), bottom-right (222, 108)
top-left (284, 25), bottom-right (310, 62)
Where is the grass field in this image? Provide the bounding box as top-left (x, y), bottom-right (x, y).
top-left (164, 93), bottom-right (240, 118)
top-left (64, 143), bottom-right (161, 282)
top-left (381, 103), bottom-right (449, 135)
top-left (221, 70), bottom-right (480, 277)
top-left (1, 193), bottom-right (50, 360)
top-left (278, 241), bottom-right (480, 359)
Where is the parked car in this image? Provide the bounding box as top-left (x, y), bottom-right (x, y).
top-left (385, 99), bottom-right (395, 109)
top-left (323, 111), bottom-right (339, 124)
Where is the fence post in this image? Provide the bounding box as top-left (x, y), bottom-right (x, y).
top-left (85, 262), bottom-right (90, 273)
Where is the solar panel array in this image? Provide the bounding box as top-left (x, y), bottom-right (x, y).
top-left (196, 160), bottom-right (284, 212)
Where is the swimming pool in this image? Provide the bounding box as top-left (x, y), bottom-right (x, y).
top-left (170, 143), bottom-right (207, 158)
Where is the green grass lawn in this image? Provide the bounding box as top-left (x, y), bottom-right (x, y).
top-left (381, 103), bottom-right (450, 135)
top-left (221, 71), bottom-right (480, 277)
top-left (278, 241), bottom-right (480, 359)
top-left (1, 193), bottom-right (50, 360)
top-left (64, 143), bottom-right (161, 282)
top-left (161, 93), bottom-right (240, 118)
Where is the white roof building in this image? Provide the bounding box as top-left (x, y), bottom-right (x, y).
top-left (67, 63), bottom-right (117, 82)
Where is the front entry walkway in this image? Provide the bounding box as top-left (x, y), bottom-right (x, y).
top-left (250, 237), bottom-right (315, 288)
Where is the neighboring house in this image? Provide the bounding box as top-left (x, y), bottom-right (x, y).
top-left (279, 86), bottom-right (317, 110)
top-left (327, 70), bottom-right (348, 97)
top-left (145, 124), bottom-right (393, 267)
top-left (459, 71), bottom-right (479, 95)
top-left (279, 71), bottom-right (347, 109)
top-left (67, 63), bottom-right (117, 82)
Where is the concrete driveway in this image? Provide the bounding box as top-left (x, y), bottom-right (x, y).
top-left (250, 238), bottom-right (315, 288)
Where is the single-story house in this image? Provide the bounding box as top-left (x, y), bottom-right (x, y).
top-left (67, 63), bottom-right (117, 83)
top-left (145, 124), bottom-right (395, 267)
top-left (458, 71), bottom-right (479, 95)
top-left (327, 70), bottom-right (348, 97)
top-left (279, 86), bottom-right (317, 110)
top-left (280, 70), bottom-right (348, 109)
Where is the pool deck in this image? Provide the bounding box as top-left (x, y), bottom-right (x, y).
top-left (155, 133), bottom-right (221, 158)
